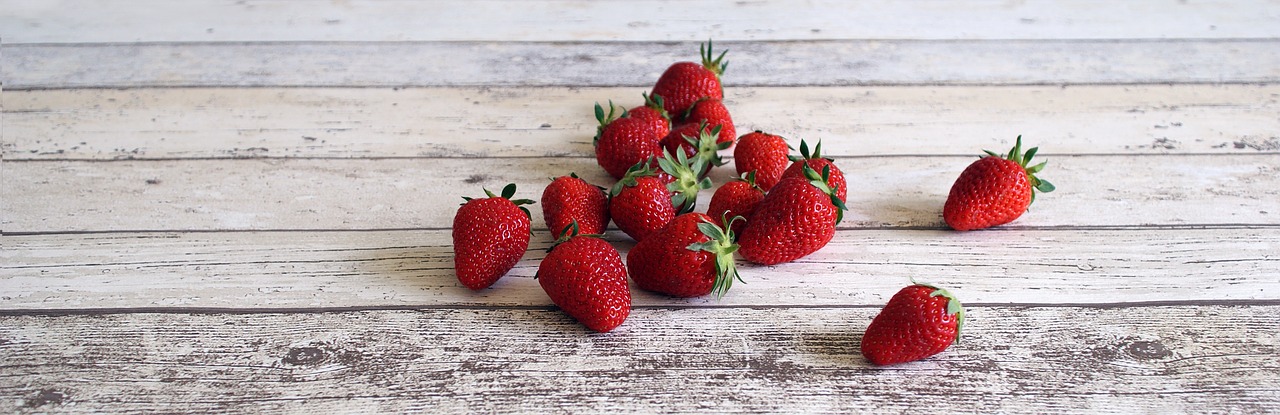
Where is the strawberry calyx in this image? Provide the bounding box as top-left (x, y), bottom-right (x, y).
top-left (460, 183), bottom-right (535, 234)
top-left (545, 220), bottom-right (604, 253)
top-left (983, 135), bottom-right (1056, 204)
top-left (657, 149), bottom-right (713, 214)
top-left (800, 163), bottom-right (849, 225)
top-left (642, 92), bottom-right (672, 123)
top-left (735, 170), bottom-right (763, 191)
top-left (788, 138), bottom-right (831, 162)
top-left (609, 158), bottom-right (659, 197)
top-left (910, 280), bottom-right (966, 343)
top-left (593, 101), bottom-right (624, 146)
top-left (700, 39), bottom-right (728, 78)
top-left (687, 214), bottom-right (745, 299)
top-left (680, 122), bottom-right (730, 175)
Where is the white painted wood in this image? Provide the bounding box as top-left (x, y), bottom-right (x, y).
top-left (4, 155), bottom-right (1277, 232)
top-left (7, 40), bottom-right (1280, 89)
top-left (6, 85), bottom-right (1279, 161)
top-left (1, 306), bottom-right (1276, 413)
top-left (4, 0), bottom-right (1279, 44)
top-left (2, 228), bottom-right (1277, 310)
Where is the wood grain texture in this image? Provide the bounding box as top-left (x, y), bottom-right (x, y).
top-left (6, 85), bottom-right (1280, 161)
top-left (4, 155), bottom-right (1278, 232)
top-left (2, 228), bottom-right (1278, 310)
top-left (7, 40), bottom-right (1280, 89)
top-left (1, 307), bottom-right (1277, 414)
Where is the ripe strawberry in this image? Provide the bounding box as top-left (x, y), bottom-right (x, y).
top-left (660, 122), bottom-right (727, 177)
top-left (627, 212), bottom-right (743, 298)
top-left (541, 173), bottom-right (610, 235)
top-left (537, 223), bottom-right (631, 333)
top-left (734, 131), bottom-right (791, 191)
top-left (651, 40), bottom-right (727, 117)
top-left (629, 92), bottom-right (672, 133)
top-left (780, 139), bottom-right (847, 202)
top-left (594, 101), bottom-right (665, 179)
top-left (683, 98), bottom-right (735, 146)
top-left (609, 151), bottom-right (711, 242)
top-left (738, 164), bottom-right (847, 265)
top-left (861, 283), bottom-right (965, 365)
top-left (943, 136), bottom-right (1055, 231)
top-left (453, 184), bottom-right (534, 290)
top-left (707, 171), bottom-right (764, 237)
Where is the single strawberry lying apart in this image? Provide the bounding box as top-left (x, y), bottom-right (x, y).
top-left (453, 184), bottom-right (534, 290)
top-left (861, 283), bottom-right (965, 365)
top-left (944, 135), bottom-right (1055, 231)
top-left (537, 223), bottom-right (631, 333)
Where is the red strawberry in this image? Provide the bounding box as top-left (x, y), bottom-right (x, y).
top-left (683, 97), bottom-right (735, 146)
top-left (734, 131), bottom-right (791, 191)
top-left (452, 184), bottom-right (534, 290)
top-left (594, 101), bottom-right (665, 179)
top-left (629, 92), bottom-right (672, 133)
top-left (651, 40), bottom-right (727, 117)
top-left (609, 151), bottom-right (711, 242)
top-left (541, 173), bottom-right (610, 235)
top-left (861, 283), bottom-right (964, 365)
top-left (780, 139), bottom-right (847, 202)
top-left (738, 164), bottom-right (847, 265)
top-left (537, 223), bottom-right (631, 333)
top-left (627, 212), bottom-right (743, 298)
top-left (659, 122), bottom-right (727, 177)
top-left (707, 172), bottom-right (764, 237)
top-left (943, 136), bottom-right (1055, 231)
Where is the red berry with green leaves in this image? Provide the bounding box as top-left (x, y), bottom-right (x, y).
top-left (629, 93), bottom-right (672, 133)
top-left (537, 224), bottom-right (631, 333)
top-left (781, 139), bottom-right (847, 202)
top-left (541, 173), bottom-right (610, 236)
top-left (651, 40), bottom-right (727, 117)
top-left (738, 164), bottom-right (847, 265)
top-left (609, 151), bottom-right (711, 242)
top-left (861, 283), bottom-right (965, 365)
top-left (707, 172), bottom-right (764, 237)
top-left (594, 101), bottom-right (665, 179)
top-left (684, 98), bottom-right (735, 146)
top-left (627, 212), bottom-right (743, 298)
top-left (944, 136), bottom-right (1055, 231)
top-left (453, 184), bottom-right (534, 290)
top-left (660, 122), bottom-right (728, 178)
top-left (734, 131), bottom-right (791, 191)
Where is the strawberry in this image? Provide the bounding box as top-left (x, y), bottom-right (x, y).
top-left (594, 101), bottom-right (665, 179)
top-left (452, 184), bottom-right (534, 290)
top-left (780, 139), bottom-right (847, 202)
top-left (651, 40), bottom-right (727, 117)
top-left (627, 212), bottom-right (743, 298)
top-left (537, 223), bottom-right (631, 333)
top-left (861, 283), bottom-right (964, 365)
top-left (541, 173), bottom-right (610, 235)
top-left (683, 97), bottom-right (735, 146)
top-left (738, 164), bottom-right (847, 265)
top-left (943, 136), bottom-right (1055, 231)
top-left (629, 92), bottom-right (672, 133)
top-left (734, 131), bottom-right (791, 191)
top-left (609, 151), bottom-right (711, 242)
top-left (659, 122), bottom-right (727, 177)
top-left (707, 171), bottom-right (764, 237)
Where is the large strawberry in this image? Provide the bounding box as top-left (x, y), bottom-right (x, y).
top-left (943, 136), bottom-right (1055, 231)
top-left (537, 223), bottom-right (631, 333)
top-left (453, 184), bottom-right (534, 290)
top-left (651, 40), bottom-right (727, 117)
top-left (738, 164), bottom-right (847, 265)
top-left (541, 173), bottom-right (610, 235)
top-left (780, 139), bottom-right (847, 202)
top-left (734, 131), bottom-right (791, 191)
top-left (707, 171), bottom-right (764, 238)
top-left (594, 101), bottom-right (665, 179)
top-left (861, 283), bottom-right (965, 365)
top-left (683, 97), bottom-right (735, 146)
top-left (609, 151), bottom-right (711, 242)
top-left (660, 122), bottom-right (727, 177)
top-left (627, 212), bottom-right (743, 298)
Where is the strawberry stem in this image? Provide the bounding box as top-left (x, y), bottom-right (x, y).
top-left (657, 149), bottom-right (712, 214)
top-left (687, 216), bottom-right (744, 299)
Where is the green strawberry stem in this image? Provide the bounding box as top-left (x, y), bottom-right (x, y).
top-left (680, 122), bottom-right (729, 175)
top-left (984, 135), bottom-right (1056, 205)
top-left (687, 216), bottom-right (744, 299)
top-left (593, 100), bottom-right (621, 146)
top-left (657, 149), bottom-right (713, 214)
top-left (801, 164), bottom-right (848, 225)
top-left (701, 39), bottom-right (728, 77)
top-left (642, 92), bottom-right (671, 122)
top-left (546, 220), bottom-right (604, 252)
top-left (788, 138), bottom-right (831, 162)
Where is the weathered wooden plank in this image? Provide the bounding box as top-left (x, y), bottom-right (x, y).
top-left (1, 306), bottom-right (1276, 413)
top-left (4, 0), bottom-right (1278, 44)
top-left (7, 40), bottom-right (1280, 89)
top-left (5, 85), bottom-right (1279, 160)
top-left (2, 228), bottom-right (1277, 309)
top-left (3, 155), bottom-right (1278, 232)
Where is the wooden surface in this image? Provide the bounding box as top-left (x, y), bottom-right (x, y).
top-left (3, 1), bottom-right (1279, 413)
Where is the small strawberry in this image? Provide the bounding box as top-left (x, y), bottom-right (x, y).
top-left (453, 184), bottom-right (534, 290)
top-left (707, 171), bottom-right (765, 237)
top-left (861, 283), bottom-right (964, 365)
top-left (651, 40), bottom-right (727, 117)
top-left (541, 173), bottom-right (610, 235)
top-left (537, 223), bottom-right (631, 333)
top-left (659, 122), bottom-right (727, 177)
top-left (609, 151), bottom-right (712, 242)
top-left (629, 92), bottom-right (672, 133)
top-left (594, 101), bottom-right (665, 179)
top-left (738, 164), bottom-right (847, 265)
top-left (683, 97), bottom-right (735, 146)
top-left (627, 212), bottom-right (743, 298)
top-left (734, 131), bottom-right (791, 191)
top-left (780, 139), bottom-right (847, 202)
top-left (943, 136), bottom-right (1055, 231)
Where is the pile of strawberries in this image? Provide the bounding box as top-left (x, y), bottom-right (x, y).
top-left (451, 41), bottom-right (1054, 366)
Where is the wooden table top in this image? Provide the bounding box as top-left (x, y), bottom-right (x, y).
top-left (3, 1), bottom-right (1279, 413)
